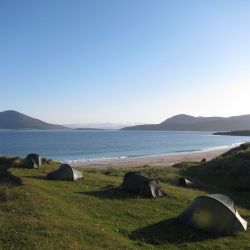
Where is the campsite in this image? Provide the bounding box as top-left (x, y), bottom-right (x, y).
top-left (0, 143), bottom-right (249, 249)
top-left (1, 1), bottom-right (250, 249)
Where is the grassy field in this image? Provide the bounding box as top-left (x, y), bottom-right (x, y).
top-left (0, 145), bottom-right (250, 249)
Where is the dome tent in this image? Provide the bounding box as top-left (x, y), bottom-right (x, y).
top-left (24, 154), bottom-right (42, 168)
top-left (121, 172), bottom-right (166, 198)
top-left (178, 194), bottom-right (247, 235)
top-left (47, 164), bottom-right (83, 181)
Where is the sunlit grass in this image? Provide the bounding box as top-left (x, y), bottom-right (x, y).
top-left (0, 146), bottom-right (249, 249)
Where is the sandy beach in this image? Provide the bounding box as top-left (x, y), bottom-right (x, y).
top-left (70, 147), bottom-right (231, 169)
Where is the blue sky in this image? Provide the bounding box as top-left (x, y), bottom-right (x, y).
top-left (1, 0), bottom-right (250, 124)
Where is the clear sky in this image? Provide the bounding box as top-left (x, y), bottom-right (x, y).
top-left (1, 0), bottom-right (250, 124)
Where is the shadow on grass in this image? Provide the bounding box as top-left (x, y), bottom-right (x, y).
top-left (77, 187), bottom-right (142, 200)
top-left (0, 168), bottom-right (22, 187)
top-left (25, 176), bottom-right (86, 183)
top-left (23, 175), bottom-right (47, 180)
top-left (130, 218), bottom-right (216, 245)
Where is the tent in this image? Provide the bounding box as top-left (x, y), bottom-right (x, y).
top-left (47, 164), bottom-right (83, 181)
top-left (178, 194), bottom-right (247, 235)
top-left (121, 172), bottom-right (166, 198)
top-left (24, 154), bottom-right (42, 168)
top-left (178, 177), bottom-right (197, 188)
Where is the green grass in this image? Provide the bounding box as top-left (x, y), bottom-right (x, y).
top-left (183, 143), bottom-right (250, 191)
top-left (0, 146), bottom-right (250, 249)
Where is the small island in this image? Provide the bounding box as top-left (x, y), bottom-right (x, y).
top-left (74, 128), bottom-right (107, 131)
top-left (214, 130), bottom-right (250, 136)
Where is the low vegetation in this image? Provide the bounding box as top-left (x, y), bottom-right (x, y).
top-left (183, 143), bottom-right (250, 191)
top-left (0, 144), bottom-right (250, 249)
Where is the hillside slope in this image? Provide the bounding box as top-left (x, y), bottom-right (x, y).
top-left (122, 114), bottom-right (250, 131)
top-left (0, 110), bottom-right (67, 130)
top-left (183, 143), bottom-right (250, 190)
top-left (0, 151), bottom-right (249, 249)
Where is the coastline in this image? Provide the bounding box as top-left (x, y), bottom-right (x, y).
top-left (69, 147), bottom-right (232, 169)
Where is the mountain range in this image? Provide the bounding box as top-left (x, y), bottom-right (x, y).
top-left (0, 110), bottom-right (67, 130)
top-left (122, 114), bottom-right (250, 131)
top-left (65, 122), bottom-right (137, 130)
top-left (1, 111), bottom-right (250, 131)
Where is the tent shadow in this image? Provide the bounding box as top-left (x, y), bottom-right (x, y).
top-left (77, 187), bottom-right (144, 200)
top-left (130, 218), bottom-right (217, 245)
top-left (25, 175), bottom-right (85, 182)
top-left (24, 175), bottom-right (47, 180)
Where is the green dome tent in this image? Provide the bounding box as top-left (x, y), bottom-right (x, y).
top-left (24, 154), bottom-right (42, 168)
top-left (178, 194), bottom-right (247, 235)
top-left (47, 164), bottom-right (83, 181)
top-left (121, 172), bottom-right (166, 198)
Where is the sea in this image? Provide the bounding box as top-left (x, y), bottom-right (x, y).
top-left (0, 130), bottom-right (250, 163)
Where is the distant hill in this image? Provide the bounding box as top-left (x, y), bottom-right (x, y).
top-left (74, 128), bottom-right (106, 131)
top-left (0, 110), bottom-right (68, 130)
top-left (65, 122), bottom-right (138, 130)
top-left (122, 114), bottom-right (250, 131)
top-left (214, 130), bottom-right (250, 136)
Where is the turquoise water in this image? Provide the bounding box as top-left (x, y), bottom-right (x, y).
top-left (0, 130), bottom-right (249, 162)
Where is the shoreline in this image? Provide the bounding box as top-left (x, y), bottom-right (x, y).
top-left (69, 147), bottom-right (232, 169)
